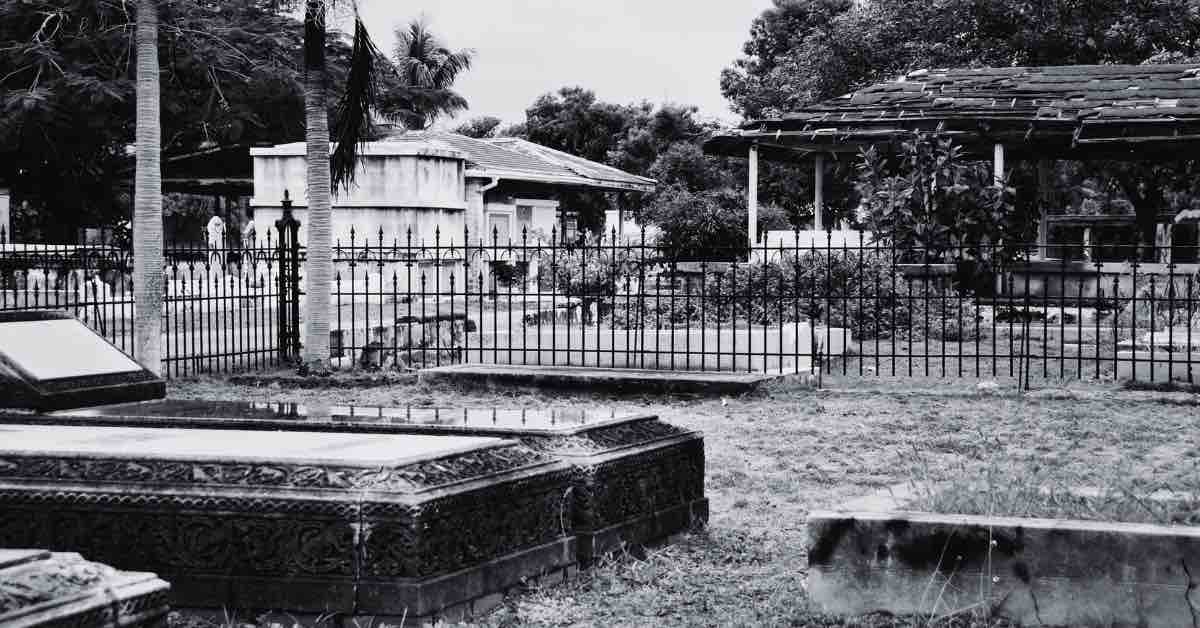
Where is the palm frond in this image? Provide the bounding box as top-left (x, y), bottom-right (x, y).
top-left (431, 48), bottom-right (473, 89)
top-left (330, 11), bottom-right (385, 193)
top-left (376, 85), bottom-right (468, 130)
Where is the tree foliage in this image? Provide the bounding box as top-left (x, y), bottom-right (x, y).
top-left (381, 18), bottom-right (472, 130)
top-left (454, 115), bottom-right (502, 138)
top-left (0, 0), bottom-right (367, 238)
top-left (722, 0), bottom-right (1200, 119)
top-left (856, 133), bottom-right (1026, 264)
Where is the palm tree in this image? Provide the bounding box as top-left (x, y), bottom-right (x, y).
top-left (385, 18), bottom-right (474, 129)
top-left (299, 5), bottom-right (472, 374)
top-left (300, 0), bottom-right (333, 375)
top-left (133, 0), bottom-right (163, 375)
top-left (299, 0), bottom-right (397, 374)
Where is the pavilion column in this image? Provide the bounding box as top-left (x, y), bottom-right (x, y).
top-left (1036, 160), bottom-right (1053, 260)
top-left (993, 144), bottom-right (1005, 187)
top-left (814, 154), bottom-right (825, 232)
top-left (748, 143), bottom-right (759, 248)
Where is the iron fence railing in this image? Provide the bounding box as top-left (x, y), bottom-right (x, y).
top-left (324, 227), bottom-right (1198, 385)
top-left (2, 223), bottom-right (1198, 384)
top-left (1, 234), bottom-right (291, 378)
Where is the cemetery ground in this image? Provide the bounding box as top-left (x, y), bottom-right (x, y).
top-left (165, 375), bottom-right (1200, 628)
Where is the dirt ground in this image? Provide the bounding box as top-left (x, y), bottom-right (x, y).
top-left (167, 375), bottom-right (1200, 628)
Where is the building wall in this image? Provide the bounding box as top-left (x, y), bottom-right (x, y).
top-left (252, 206), bottom-right (465, 249)
top-left (251, 153), bottom-right (465, 212)
top-left (0, 188), bottom-right (9, 242)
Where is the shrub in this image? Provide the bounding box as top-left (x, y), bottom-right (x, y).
top-left (1109, 269), bottom-right (1200, 332)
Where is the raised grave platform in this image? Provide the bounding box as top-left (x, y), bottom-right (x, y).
top-left (7, 401), bottom-right (708, 566)
top-left (0, 424), bottom-right (576, 624)
top-left (0, 548), bottom-right (169, 628)
top-left (0, 311), bottom-right (165, 410)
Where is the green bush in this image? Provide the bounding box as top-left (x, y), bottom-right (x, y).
top-left (1109, 270), bottom-right (1200, 332)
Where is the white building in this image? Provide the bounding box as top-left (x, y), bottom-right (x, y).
top-left (249, 131), bottom-right (655, 249)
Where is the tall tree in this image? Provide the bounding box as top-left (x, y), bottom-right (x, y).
top-left (300, 0), bottom-right (334, 375)
top-left (134, 0), bottom-right (163, 374)
top-left (0, 0), bottom-right (360, 240)
top-left (383, 18), bottom-right (472, 129)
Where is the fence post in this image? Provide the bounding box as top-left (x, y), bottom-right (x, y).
top-left (275, 190), bottom-right (302, 363)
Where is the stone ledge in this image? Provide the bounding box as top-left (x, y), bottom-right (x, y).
top-left (808, 489), bottom-right (1200, 627)
top-left (419, 364), bottom-right (804, 395)
top-left (228, 372), bottom-right (418, 389)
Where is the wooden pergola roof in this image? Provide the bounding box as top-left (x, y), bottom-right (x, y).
top-left (704, 64), bottom-right (1200, 162)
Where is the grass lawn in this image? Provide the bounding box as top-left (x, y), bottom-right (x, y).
top-left (166, 376), bottom-right (1200, 628)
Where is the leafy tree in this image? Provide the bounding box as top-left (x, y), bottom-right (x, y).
top-left (454, 116), bottom-right (502, 138)
top-left (523, 87), bottom-right (633, 163)
top-left (722, 0), bottom-right (1200, 118)
top-left (855, 133), bottom-right (1025, 265)
top-left (0, 0), bottom-right (366, 238)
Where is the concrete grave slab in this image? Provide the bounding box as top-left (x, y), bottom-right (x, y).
top-left (0, 311), bottom-right (165, 410)
top-left (808, 483), bottom-right (1200, 627)
top-left (0, 424), bottom-right (576, 624)
top-left (418, 363), bottom-right (801, 394)
top-left (0, 548), bottom-right (169, 628)
top-left (10, 400), bottom-right (709, 567)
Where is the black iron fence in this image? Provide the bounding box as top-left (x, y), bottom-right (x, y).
top-left (3, 223), bottom-right (1198, 384)
top-left (0, 231), bottom-right (293, 377)
top-left (325, 227), bottom-right (1197, 385)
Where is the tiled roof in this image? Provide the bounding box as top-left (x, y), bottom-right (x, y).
top-left (489, 138), bottom-right (656, 190)
top-left (770, 64), bottom-right (1200, 123)
top-left (704, 64), bottom-right (1200, 161)
top-left (386, 131), bottom-right (655, 192)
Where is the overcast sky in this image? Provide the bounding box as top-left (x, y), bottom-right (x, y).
top-left (351, 0), bottom-right (776, 128)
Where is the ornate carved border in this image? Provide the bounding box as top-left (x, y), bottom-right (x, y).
top-left (0, 443), bottom-right (552, 492)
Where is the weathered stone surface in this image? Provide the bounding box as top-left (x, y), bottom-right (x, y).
top-left (0, 311), bottom-right (165, 410)
top-left (0, 424), bottom-right (576, 621)
top-left (808, 507), bottom-right (1200, 627)
top-left (0, 549), bottom-right (169, 628)
top-left (14, 401), bottom-right (709, 565)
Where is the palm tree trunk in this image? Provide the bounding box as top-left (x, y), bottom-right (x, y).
top-left (301, 0), bottom-right (332, 373)
top-left (133, 0), bottom-right (162, 375)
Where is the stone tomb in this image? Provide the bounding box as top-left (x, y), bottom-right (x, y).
top-left (0, 311), bottom-right (165, 410)
top-left (0, 549), bottom-right (169, 628)
top-left (0, 424), bottom-right (577, 624)
top-left (18, 401), bottom-right (709, 566)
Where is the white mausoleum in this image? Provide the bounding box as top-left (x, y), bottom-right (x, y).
top-left (249, 131), bottom-right (655, 248)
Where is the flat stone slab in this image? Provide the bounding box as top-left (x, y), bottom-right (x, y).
top-left (0, 423), bottom-right (576, 623)
top-left (0, 548), bottom-right (169, 628)
top-left (419, 364), bottom-right (793, 394)
top-left (0, 311), bottom-right (165, 410)
top-left (11, 400), bottom-right (709, 567)
top-left (808, 485), bottom-right (1200, 627)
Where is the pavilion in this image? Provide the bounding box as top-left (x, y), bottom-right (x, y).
top-left (703, 64), bottom-right (1200, 268)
